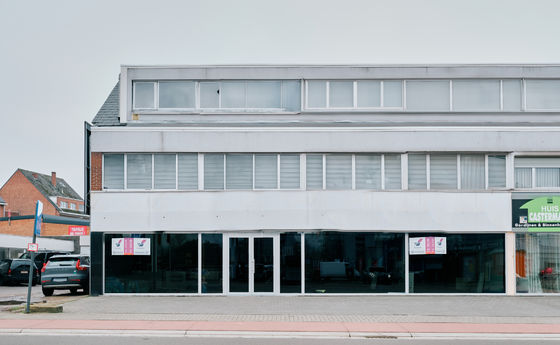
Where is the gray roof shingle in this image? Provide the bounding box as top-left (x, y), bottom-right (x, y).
top-left (19, 169), bottom-right (82, 201)
top-left (92, 81), bottom-right (122, 126)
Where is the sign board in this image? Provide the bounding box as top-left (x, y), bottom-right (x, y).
top-left (68, 226), bottom-right (89, 236)
top-left (27, 243), bottom-right (38, 252)
top-left (33, 201), bottom-right (43, 236)
top-left (512, 196), bottom-right (560, 232)
top-left (111, 238), bottom-right (150, 256)
top-left (409, 237), bottom-right (446, 255)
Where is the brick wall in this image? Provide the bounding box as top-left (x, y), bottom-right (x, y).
top-left (91, 152), bottom-right (102, 191)
top-left (0, 170), bottom-right (58, 216)
top-left (0, 218), bottom-right (89, 237)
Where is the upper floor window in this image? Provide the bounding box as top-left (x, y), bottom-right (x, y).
top-left (408, 153), bottom-right (506, 190)
top-left (70, 203), bottom-right (76, 210)
top-left (525, 80), bottom-right (560, 110)
top-left (60, 201), bottom-right (68, 209)
top-left (133, 80), bottom-right (301, 112)
top-left (102, 152), bottom-right (508, 192)
top-left (515, 157), bottom-right (560, 189)
top-left (306, 80), bottom-right (403, 109)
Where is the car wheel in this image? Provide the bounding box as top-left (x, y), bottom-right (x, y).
top-left (42, 287), bottom-right (53, 296)
top-left (70, 288), bottom-right (78, 295)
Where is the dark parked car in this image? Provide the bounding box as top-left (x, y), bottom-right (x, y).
top-left (19, 251), bottom-right (70, 276)
top-left (41, 255), bottom-right (90, 296)
top-left (0, 259), bottom-right (39, 286)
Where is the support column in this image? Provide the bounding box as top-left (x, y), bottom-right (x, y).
top-left (505, 232), bottom-right (516, 296)
top-left (90, 231), bottom-right (104, 296)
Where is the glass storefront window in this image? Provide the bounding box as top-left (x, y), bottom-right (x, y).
top-left (305, 232), bottom-right (405, 293)
top-left (281, 233), bottom-right (301, 293)
top-left (104, 233), bottom-right (214, 294)
top-left (516, 233), bottom-right (560, 293)
top-left (202, 234), bottom-right (223, 293)
top-left (154, 234), bottom-right (198, 293)
top-left (409, 233), bottom-right (504, 293)
top-left (105, 234), bottom-right (154, 293)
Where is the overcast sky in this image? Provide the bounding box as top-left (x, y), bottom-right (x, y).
top-left (1, 0), bottom-right (559, 198)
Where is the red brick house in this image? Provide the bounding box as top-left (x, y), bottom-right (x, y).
top-left (0, 169), bottom-right (86, 219)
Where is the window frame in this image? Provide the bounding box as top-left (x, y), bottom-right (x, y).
top-left (304, 80), bottom-right (404, 111)
top-left (132, 80), bottom-right (303, 113)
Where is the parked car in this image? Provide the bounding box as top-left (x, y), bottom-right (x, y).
top-left (19, 251), bottom-right (70, 276)
top-left (0, 259), bottom-right (39, 286)
top-left (41, 255), bottom-right (90, 296)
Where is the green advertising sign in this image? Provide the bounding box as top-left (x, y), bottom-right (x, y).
top-left (514, 196), bottom-right (560, 232)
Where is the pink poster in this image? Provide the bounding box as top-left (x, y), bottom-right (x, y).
top-left (124, 238), bottom-right (134, 255)
top-left (425, 237), bottom-right (435, 254)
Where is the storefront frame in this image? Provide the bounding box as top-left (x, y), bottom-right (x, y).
top-left (98, 230), bottom-right (508, 296)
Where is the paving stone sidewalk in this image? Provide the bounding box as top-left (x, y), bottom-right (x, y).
top-left (2, 295), bottom-right (560, 325)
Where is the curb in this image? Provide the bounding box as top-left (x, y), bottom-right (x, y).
top-left (2, 328), bottom-right (560, 340)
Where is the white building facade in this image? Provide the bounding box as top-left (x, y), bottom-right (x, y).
top-left (87, 65), bottom-right (560, 296)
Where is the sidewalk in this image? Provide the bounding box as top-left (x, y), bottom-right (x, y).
top-left (2, 295), bottom-right (560, 339)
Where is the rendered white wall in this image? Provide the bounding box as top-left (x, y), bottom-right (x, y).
top-left (91, 127), bottom-right (560, 153)
top-left (91, 191), bottom-right (511, 233)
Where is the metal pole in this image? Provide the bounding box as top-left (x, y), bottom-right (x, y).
top-left (25, 231), bottom-right (37, 314)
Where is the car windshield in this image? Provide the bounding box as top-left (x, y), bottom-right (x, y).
top-left (47, 257), bottom-right (78, 266)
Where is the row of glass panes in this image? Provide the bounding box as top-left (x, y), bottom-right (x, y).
top-left (408, 154), bottom-right (506, 190)
top-left (103, 153), bottom-right (507, 191)
top-left (133, 79), bottom-right (560, 112)
top-left (307, 80), bottom-right (525, 111)
top-left (514, 157), bottom-right (560, 188)
top-left (134, 80), bottom-right (301, 111)
top-left (515, 168), bottom-right (560, 188)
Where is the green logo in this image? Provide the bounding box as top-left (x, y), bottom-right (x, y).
top-left (520, 196), bottom-right (560, 232)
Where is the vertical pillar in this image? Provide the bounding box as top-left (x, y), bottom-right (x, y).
top-left (505, 232), bottom-right (516, 296)
top-left (90, 232), bottom-right (104, 296)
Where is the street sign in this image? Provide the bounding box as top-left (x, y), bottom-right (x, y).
top-left (27, 243), bottom-right (38, 252)
top-left (68, 225), bottom-right (88, 236)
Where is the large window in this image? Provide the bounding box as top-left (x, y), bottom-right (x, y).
top-left (406, 80), bottom-right (450, 111)
top-left (515, 157), bottom-right (560, 189)
top-left (408, 153), bottom-right (506, 190)
top-left (134, 80), bottom-right (301, 112)
top-left (308, 153), bottom-right (402, 190)
top-left (280, 233), bottom-right (301, 293)
top-left (452, 80), bottom-right (500, 111)
top-left (103, 154), bottom-right (124, 189)
top-left (526, 80), bottom-right (560, 110)
top-left (104, 152), bottom-right (507, 191)
top-left (516, 233), bottom-right (560, 294)
top-left (305, 232), bottom-right (405, 293)
top-left (104, 233), bottom-right (222, 294)
top-left (133, 78), bottom-right (560, 113)
top-left (306, 80), bottom-right (403, 109)
top-left (409, 233), bottom-right (505, 293)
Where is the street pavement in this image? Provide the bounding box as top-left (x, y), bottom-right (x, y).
top-left (2, 335), bottom-right (560, 345)
top-left (2, 287), bottom-right (560, 340)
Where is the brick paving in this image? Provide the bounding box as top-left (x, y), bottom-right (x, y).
top-left (2, 295), bottom-right (560, 336)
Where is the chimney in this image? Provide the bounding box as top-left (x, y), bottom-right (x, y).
top-left (51, 172), bottom-right (56, 187)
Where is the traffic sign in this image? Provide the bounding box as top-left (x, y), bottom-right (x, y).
top-left (28, 243), bottom-right (38, 252)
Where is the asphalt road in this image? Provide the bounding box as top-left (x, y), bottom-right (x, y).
top-left (0, 335), bottom-right (558, 345)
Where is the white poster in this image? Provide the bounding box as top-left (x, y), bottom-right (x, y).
top-left (133, 238), bottom-right (151, 255)
top-left (409, 237), bottom-right (426, 255)
top-left (111, 238), bottom-right (124, 255)
top-left (435, 237), bottom-right (447, 254)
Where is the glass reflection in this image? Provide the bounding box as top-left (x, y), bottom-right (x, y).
top-left (305, 232), bottom-right (405, 293)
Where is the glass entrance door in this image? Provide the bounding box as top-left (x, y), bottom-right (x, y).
top-left (226, 234), bottom-right (278, 294)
